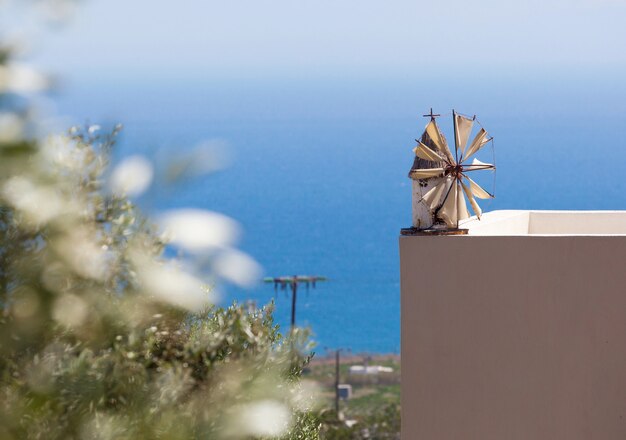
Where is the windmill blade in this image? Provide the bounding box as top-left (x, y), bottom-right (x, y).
top-left (438, 180), bottom-right (459, 228)
top-left (454, 112), bottom-right (474, 156)
top-left (413, 142), bottom-right (444, 162)
top-left (466, 175), bottom-right (494, 199)
top-left (471, 158), bottom-right (495, 168)
top-left (461, 179), bottom-right (482, 219)
top-left (464, 157), bottom-right (495, 171)
top-left (409, 167), bottom-right (445, 179)
top-left (463, 128), bottom-right (491, 160)
top-left (421, 178), bottom-right (449, 209)
top-left (456, 180), bottom-right (470, 221)
top-left (425, 119), bottom-right (455, 164)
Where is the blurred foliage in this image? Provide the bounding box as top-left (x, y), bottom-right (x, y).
top-left (0, 26), bottom-right (320, 437)
top-left (0, 122), bottom-right (320, 438)
top-left (316, 405), bottom-right (401, 440)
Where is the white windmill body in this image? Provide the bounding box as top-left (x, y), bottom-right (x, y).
top-left (412, 177), bottom-right (445, 229)
top-left (408, 110), bottom-right (495, 232)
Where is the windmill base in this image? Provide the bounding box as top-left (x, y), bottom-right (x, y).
top-left (400, 227), bottom-right (468, 236)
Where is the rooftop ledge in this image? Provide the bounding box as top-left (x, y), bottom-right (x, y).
top-left (458, 210), bottom-right (626, 236)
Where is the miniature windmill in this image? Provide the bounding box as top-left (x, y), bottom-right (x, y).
top-left (407, 109), bottom-right (495, 232)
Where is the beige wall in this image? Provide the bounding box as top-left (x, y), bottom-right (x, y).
top-left (400, 232), bottom-right (626, 439)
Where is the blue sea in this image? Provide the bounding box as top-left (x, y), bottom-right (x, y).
top-left (51, 73), bottom-right (626, 354)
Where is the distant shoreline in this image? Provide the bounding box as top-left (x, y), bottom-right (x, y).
top-left (309, 353), bottom-right (400, 366)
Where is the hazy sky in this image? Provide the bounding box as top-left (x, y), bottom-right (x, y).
top-left (21, 0), bottom-right (626, 79)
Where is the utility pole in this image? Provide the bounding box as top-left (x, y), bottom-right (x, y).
top-left (325, 347), bottom-right (350, 418)
top-left (263, 275), bottom-right (327, 328)
top-left (335, 349), bottom-right (341, 417)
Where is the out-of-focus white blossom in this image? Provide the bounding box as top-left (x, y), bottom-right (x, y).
top-left (159, 209), bottom-right (240, 252)
top-left (12, 287), bottom-right (40, 320)
top-left (79, 414), bottom-right (127, 440)
top-left (55, 227), bottom-right (108, 280)
top-left (154, 368), bottom-right (193, 405)
top-left (25, 348), bottom-right (56, 394)
top-left (52, 294), bottom-right (88, 328)
top-left (41, 261), bottom-right (67, 293)
top-left (110, 155), bottom-right (153, 197)
top-left (0, 112), bottom-right (25, 143)
top-left (213, 248), bottom-right (261, 288)
top-left (2, 176), bottom-right (65, 224)
top-left (235, 400), bottom-right (292, 437)
top-left (87, 124), bottom-right (101, 134)
top-left (290, 380), bottom-right (321, 412)
top-left (0, 63), bottom-right (49, 93)
top-left (137, 259), bottom-right (216, 311)
top-left (41, 134), bottom-right (85, 170)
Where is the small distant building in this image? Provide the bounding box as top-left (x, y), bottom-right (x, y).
top-left (349, 365), bottom-right (393, 375)
top-left (337, 384), bottom-right (352, 400)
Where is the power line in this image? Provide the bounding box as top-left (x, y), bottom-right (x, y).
top-left (263, 275), bottom-right (327, 328)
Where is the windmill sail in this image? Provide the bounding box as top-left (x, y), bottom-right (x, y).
top-left (408, 121), bottom-right (446, 179)
top-left (410, 168), bottom-right (445, 179)
top-left (463, 128), bottom-right (490, 160)
top-left (413, 142), bottom-right (444, 162)
top-left (469, 158), bottom-right (495, 169)
top-left (425, 120), bottom-right (455, 163)
top-left (466, 175), bottom-right (493, 199)
top-left (454, 113), bottom-right (474, 156)
top-left (421, 178), bottom-right (450, 209)
top-left (461, 180), bottom-right (482, 219)
top-left (438, 184), bottom-right (458, 228)
top-left (456, 181), bottom-right (470, 222)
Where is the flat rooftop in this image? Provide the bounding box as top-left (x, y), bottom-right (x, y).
top-left (460, 210), bottom-right (626, 236)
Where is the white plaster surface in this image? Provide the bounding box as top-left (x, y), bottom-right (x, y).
top-left (411, 179), bottom-right (442, 229)
top-left (461, 210), bottom-right (626, 236)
